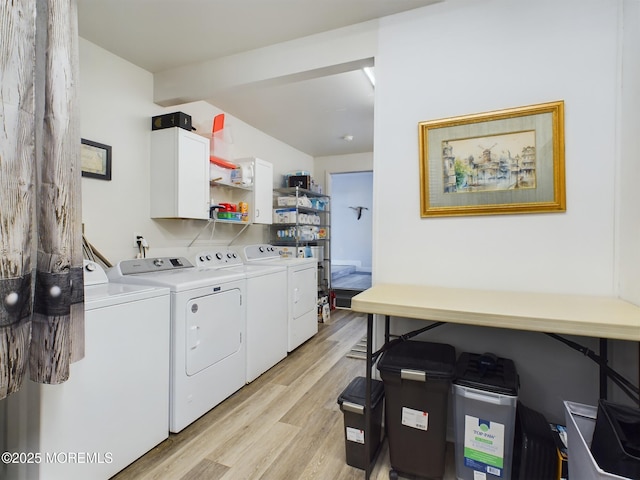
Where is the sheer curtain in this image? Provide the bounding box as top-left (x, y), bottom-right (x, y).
top-left (0, 0), bottom-right (84, 400)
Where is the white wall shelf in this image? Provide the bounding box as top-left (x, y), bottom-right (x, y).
top-left (189, 158), bottom-right (274, 246)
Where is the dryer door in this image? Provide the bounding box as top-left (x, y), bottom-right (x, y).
top-left (291, 265), bottom-right (317, 319)
top-left (186, 288), bottom-right (242, 376)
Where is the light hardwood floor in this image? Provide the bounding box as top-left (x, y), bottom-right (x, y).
top-left (112, 309), bottom-right (455, 480)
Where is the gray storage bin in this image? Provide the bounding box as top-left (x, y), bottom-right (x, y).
top-left (453, 352), bottom-right (519, 480)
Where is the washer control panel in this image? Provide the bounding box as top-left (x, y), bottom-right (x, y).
top-left (117, 257), bottom-right (193, 275)
top-left (194, 249), bottom-right (243, 268)
top-left (242, 244), bottom-right (280, 261)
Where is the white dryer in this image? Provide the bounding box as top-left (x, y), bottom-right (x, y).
top-left (237, 244), bottom-right (318, 352)
top-left (108, 256), bottom-right (246, 433)
top-left (194, 249), bottom-right (287, 383)
top-left (8, 260), bottom-right (171, 480)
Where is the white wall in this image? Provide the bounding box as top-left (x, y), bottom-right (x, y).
top-left (79, 39), bottom-right (313, 264)
top-left (618, 0), bottom-right (640, 305)
top-left (374, 0), bottom-right (638, 420)
top-left (154, 20), bottom-right (378, 105)
top-left (79, 38), bottom-right (159, 264)
top-left (376, 0), bottom-right (618, 295)
top-left (314, 151), bottom-right (373, 193)
top-left (611, 0), bottom-right (640, 408)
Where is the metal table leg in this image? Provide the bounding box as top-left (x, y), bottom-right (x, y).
top-left (364, 313), bottom-right (373, 480)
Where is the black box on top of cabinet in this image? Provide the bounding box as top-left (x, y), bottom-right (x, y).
top-left (152, 112), bottom-right (193, 131)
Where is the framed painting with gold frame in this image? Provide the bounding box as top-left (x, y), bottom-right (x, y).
top-left (419, 101), bottom-right (565, 217)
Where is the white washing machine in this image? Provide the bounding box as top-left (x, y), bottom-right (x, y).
top-left (237, 244), bottom-right (318, 352)
top-left (194, 249), bottom-right (288, 383)
top-left (108, 256), bottom-right (246, 433)
top-left (7, 260), bottom-right (171, 480)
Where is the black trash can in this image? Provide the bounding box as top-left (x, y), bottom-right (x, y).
top-left (512, 401), bottom-right (558, 480)
top-left (590, 399), bottom-right (640, 479)
top-left (377, 340), bottom-right (456, 479)
top-left (337, 376), bottom-right (385, 470)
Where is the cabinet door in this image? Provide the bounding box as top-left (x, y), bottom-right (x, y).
top-left (150, 128), bottom-right (209, 220)
top-left (176, 131), bottom-right (209, 219)
top-left (252, 158), bottom-right (273, 224)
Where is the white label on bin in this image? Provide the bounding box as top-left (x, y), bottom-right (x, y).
top-left (463, 415), bottom-right (505, 477)
top-left (473, 471), bottom-right (487, 480)
top-left (346, 427), bottom-right (365, 444)
top-left (401, 407), bottom-right (428, 431)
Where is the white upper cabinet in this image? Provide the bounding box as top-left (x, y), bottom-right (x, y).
top-left (150, 127), bottom-right (210, 220)
top-left (235, 157), bottom-right (273, 224)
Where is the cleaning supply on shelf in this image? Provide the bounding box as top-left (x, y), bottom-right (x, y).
top-left (239, 202), bottom-right (249, 222)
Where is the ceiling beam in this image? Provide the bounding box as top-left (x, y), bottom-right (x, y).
top-left (153, 20), bottom-right (378, 107)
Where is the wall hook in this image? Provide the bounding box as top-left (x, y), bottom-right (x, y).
top-left (349, 206), bottom-right (369, 220)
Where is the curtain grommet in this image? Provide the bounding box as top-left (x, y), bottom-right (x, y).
top-left (5, 292), bottom-right (19, 307)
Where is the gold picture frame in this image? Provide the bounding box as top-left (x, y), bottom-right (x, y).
top-left (419, 101), bottom-right (565, 217)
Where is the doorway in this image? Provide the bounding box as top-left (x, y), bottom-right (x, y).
top-left (330, 171), bottom-right (373, 307)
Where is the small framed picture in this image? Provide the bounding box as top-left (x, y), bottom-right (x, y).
top-left (81, 138), bottom-right (112, 180)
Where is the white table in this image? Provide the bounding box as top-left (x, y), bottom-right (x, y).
top-left (350, 284), bottom-right (640, 479)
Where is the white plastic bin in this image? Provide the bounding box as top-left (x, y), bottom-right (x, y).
top-left (563, 401), bottom-right (631, 480)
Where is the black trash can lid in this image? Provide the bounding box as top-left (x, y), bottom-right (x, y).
top-left (454, 352), bottom-right (519, 396)
top-left (376, 340), bottom-right (456, 380)
top-left (337, 376), bottom-right (385, 408)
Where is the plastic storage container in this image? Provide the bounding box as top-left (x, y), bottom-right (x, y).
top-left (337, 376), bottom-right (385, 470)
top-left (453, 352), bottom-right (519, 480)
top-left (512, 401), bottom-right (558, 480)
top-left (377, 340), bottom-right (456, 479)
top-left (590, 400), bottom-right (640, 479)
top-left (563, 400), bottom-right (632, 480)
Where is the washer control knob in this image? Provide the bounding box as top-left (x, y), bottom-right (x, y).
top-left (153, 258), bottom-right (164, 267)
top-left (215, 252), bottom-right (223, 260)
top-left (259, 246), bottom-right (265, 253)
top-left (206, 255), bottom-right (212, 261)
top-left (199, 256), bottom-right (206, 262)
top-left (84, 262), bottom-right (96, 272)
